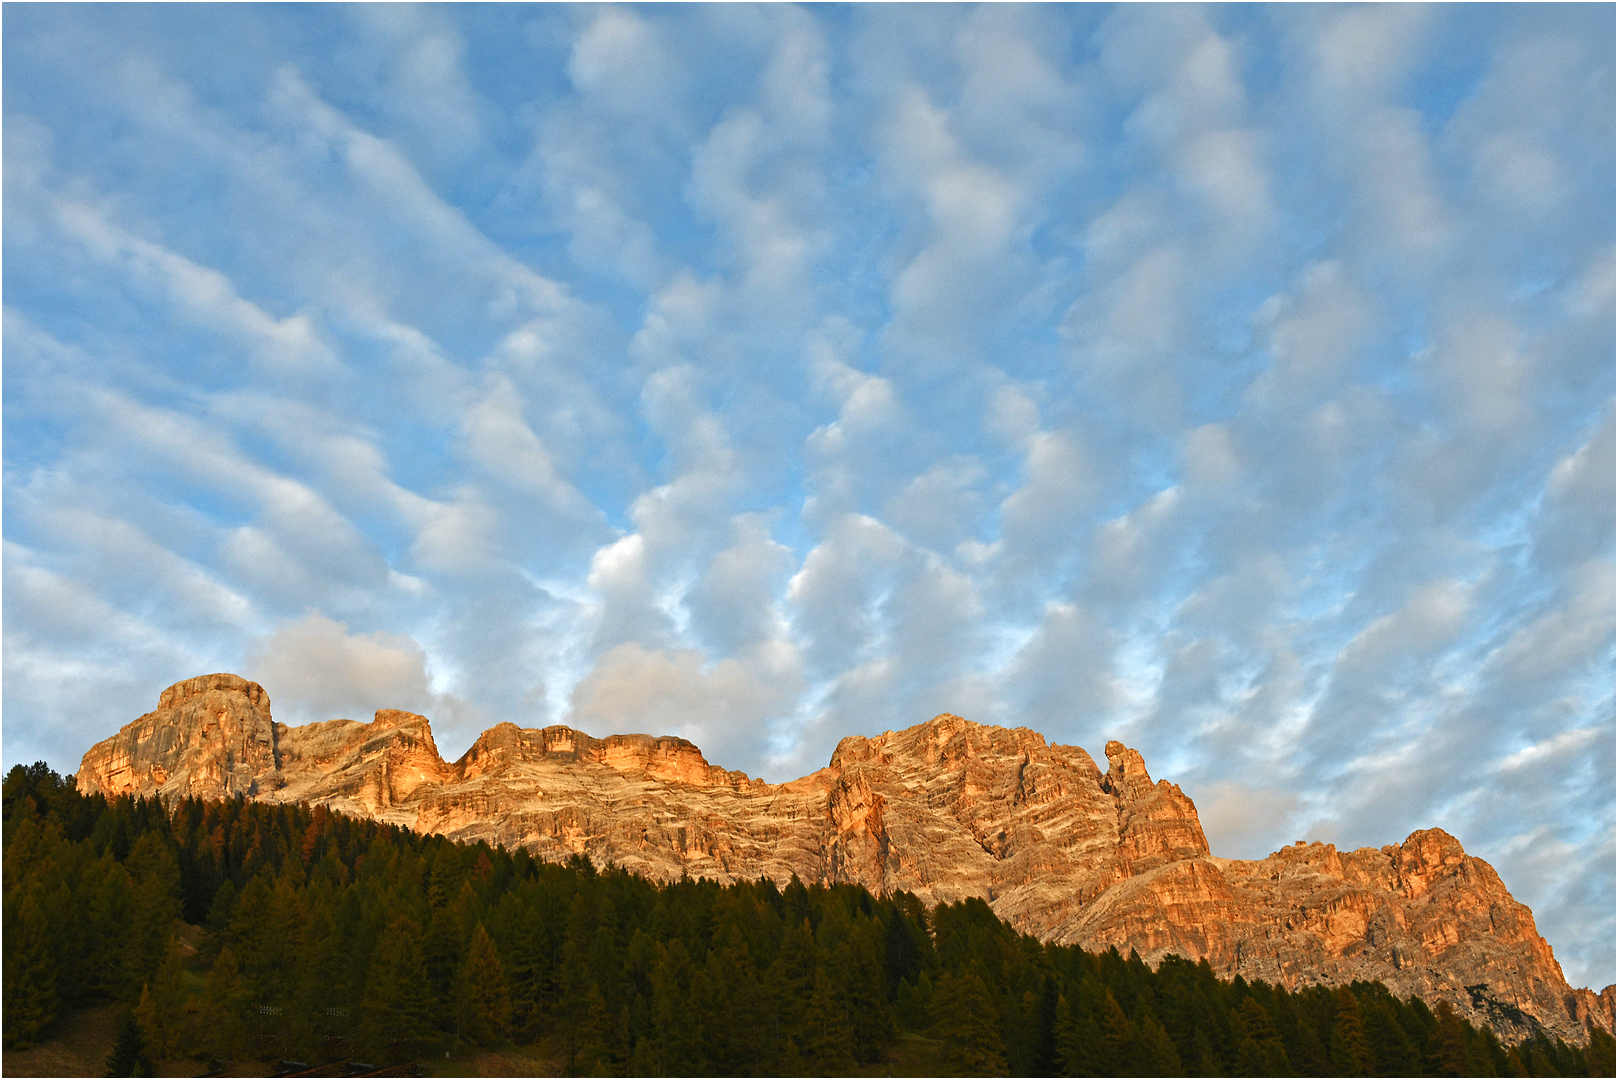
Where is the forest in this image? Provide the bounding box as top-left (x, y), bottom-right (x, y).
top-left (4, 761), bottom-right (1614, 1077)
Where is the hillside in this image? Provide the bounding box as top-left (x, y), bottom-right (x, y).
top-left (75, 673), bottom-right (1616, 1045)
top-left (7, 763), bottom-right (1615, 1076)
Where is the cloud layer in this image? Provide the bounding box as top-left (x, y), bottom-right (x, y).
top-left (4, 5), bottom-right (1612, 988)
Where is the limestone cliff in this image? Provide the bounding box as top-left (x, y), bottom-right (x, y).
top-left (77, 673), bottom-right (1613, 1044)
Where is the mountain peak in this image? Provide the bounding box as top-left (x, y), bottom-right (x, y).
top-left (157, 672), bottom-right (269, 712)
top-left (75, 673), bottom-right (1614, 1044)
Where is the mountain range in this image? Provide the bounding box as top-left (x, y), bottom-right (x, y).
top-left (75, 672), bottom-right (1614, 1045)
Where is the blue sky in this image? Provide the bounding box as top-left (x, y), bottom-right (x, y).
top-left (4, 4), bottom-right (1613, 988)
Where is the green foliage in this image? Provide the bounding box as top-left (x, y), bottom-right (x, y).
top-left (5, 760), bottom-right (1614, 1076)
top-left (3, 888), bottom-right (59, 1048)
top-left (360, 916), bottom-right (436, 1062)
top-left (457, 922), bottom-right (513, 1046)
top-left (933, 964), bottom-right (1008, 1076)
top-left (104, 1013), bottom-right (153, 1077)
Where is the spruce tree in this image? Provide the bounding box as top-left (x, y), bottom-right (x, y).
top-left (573, 983), bottom-right (615, 1075)
top-left (934, 966), bottom-right (1008, 1076)
top-left (896, 972), bottom-right (936, 1032)
top-left (767, 917), bottom-right (816, 1067)
top-left (1052, 993), bottom-right (1081, 1076)
top-left (502, 902), bottom-right (548, 1040)
top-left (700, 925), bottom-right (763, 1073)
top-left (1098, 988), bottom-right (1133, 1070)
top-left (1233, 995), bottom-right (1290, 1075)
top-left (1056, 984), bottom-right (1106, 1077)
top-left (124, 833), bottom-right (182, 985)
top-left (1430, 1000), bottom-right (1469, 1077)
top-left (2, 891), bottom-right (59, 1050)
top-left (132, 936), bottom-right (186, 1061)
top-left (198, 945), bottom-right (249, 1061)
top-left (835, 929), bottom-right (895, 1063)
top-left (104, 1013), bottom-right (154, 1077)
top-left (1587, 1025), bottom-right (1618, 1076)
top-left (359, 917), bottom-right (435, 1063)
top-left (649, 938), bottom-right (702, 1074)
top-left (1328, 986), bottom-right (1374, 1076)
top-left (1364, 997), bottom-right (1421, 1075)
top-left (457, 923), bottom-right (513, 1047)
top-left (1193, 1027), bottom-right (1225, 1077)
top-left (802, 965), bottom-right (857, 1073)
top-left (1135, 1011), bottom-right (1187, 1076)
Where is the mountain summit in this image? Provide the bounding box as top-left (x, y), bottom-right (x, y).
top-left (77, 673), bottom-right (1614, 1044)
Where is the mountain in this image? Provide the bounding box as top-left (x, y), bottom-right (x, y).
top-left (76, 672), bottom-right (1614, 1045)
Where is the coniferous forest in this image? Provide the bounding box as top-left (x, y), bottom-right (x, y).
top-left (4, 762), bottom-right (1614, 1077)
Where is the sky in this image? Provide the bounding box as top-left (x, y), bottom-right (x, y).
top-left (3, 4), bottom-right (1613, 988)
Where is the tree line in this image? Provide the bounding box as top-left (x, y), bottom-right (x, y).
top-left (4, 761), bottom-right (1613, 1076)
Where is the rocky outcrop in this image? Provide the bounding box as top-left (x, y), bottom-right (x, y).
top-left (76, 673), bottom-right (1613, 1044)
top-left (74, 674), bottom-right (278, 799)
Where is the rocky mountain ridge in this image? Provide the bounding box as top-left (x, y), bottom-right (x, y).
top-left (76, 673), bottom-right (1615, 1044)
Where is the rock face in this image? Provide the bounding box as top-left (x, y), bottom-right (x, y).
top-left (78, 673), bottom-right (1613, 1044)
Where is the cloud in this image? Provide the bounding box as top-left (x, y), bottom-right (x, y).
top-left (566, 642), bottom-right (800, 774)
top-left (567, 9), bottom-right (684, 120)
top-left (1190, 780), bottom-right (1304, 860)
top-left (685, 514), bottom-right (796, 657)
top-left (243, 612), bottom-right (460, 729)
top-left (1005, 601), bottom-right (1121, 740)
top-left (3, 5), bottom-right (1611, 988)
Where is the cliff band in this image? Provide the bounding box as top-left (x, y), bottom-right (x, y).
top-left (77, 673), bottom-right (1615, 1044)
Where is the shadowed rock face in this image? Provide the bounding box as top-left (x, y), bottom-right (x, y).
top-left (78, 673), bottom-right (1614, 1044)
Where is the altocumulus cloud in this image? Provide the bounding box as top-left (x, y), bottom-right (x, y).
top-left (3, 5), bottom-right (1612, 988)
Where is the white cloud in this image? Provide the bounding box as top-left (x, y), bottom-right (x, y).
top-left (566, 642), bottom-right (800, 773)
top-left (1191, 780), bottom-right (1303, 860)
top-left (244, 611), bottom-right (469, 732)
top-left (4, 5), bottom-right (1611, 988)
top-left (686, 514), bottom-right (796, 657)
top-left (342, 6), bottom-right (486, 175)
top-left (567, 9), bottom-right (683, 119)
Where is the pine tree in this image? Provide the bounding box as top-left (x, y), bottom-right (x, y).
top-left (2, 890), bottom-right (59, 1049)
top-left (1135, 1011), bottom-right (1187, 1076)
top-left (198, 945), bottom-right (249, 1061)
top-left (802, 965), bottom-right (857, 1073)
top-left (934, 966), bottom-right (1008, 1076)
top-left (1098, 988), bottom-right (1133, 1071)
top-left (359, 917), bottom-right (436, 1063)
top-left (1430, 1000), bottom-right (1469, 1077)
top-left (104, 1013), bottom-right (154, 1077)
top-left (1233, 996), bottom-right (1290, 1075)
top-left (457, 923), bottom-right (513, 1047)
top-left (132, 936), bottom-right (186, 1061)
top-left (1328, 986), bottom-right (1373, 1077)
top-left (573, 983), bottom-right (616, 1075)
top-left (1193, 1027), bottom-right (1225, 1077)
top-left (649, 938), bottom-right (702, 1074)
